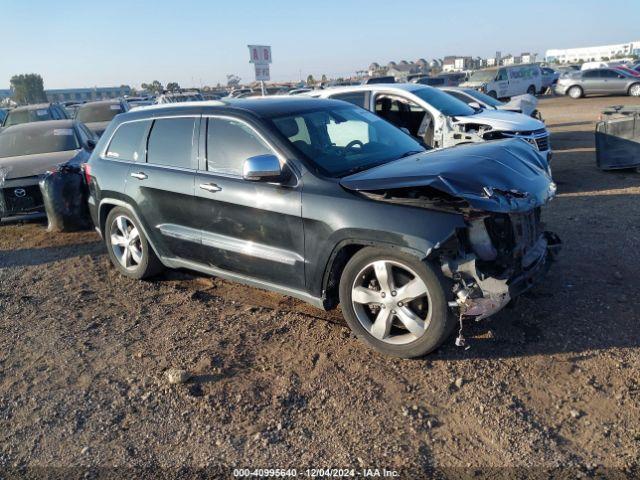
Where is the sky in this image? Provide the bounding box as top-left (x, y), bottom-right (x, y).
top-left (2, 0), bottom-right (639, 89)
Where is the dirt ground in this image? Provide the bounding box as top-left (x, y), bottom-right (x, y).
top-left (1, 95), bottom-right (639, 479)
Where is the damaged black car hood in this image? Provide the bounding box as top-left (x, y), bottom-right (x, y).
top-left (340, 139), bottom-right (555, 213)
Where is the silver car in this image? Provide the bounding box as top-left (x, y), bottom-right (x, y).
top-left (555, 68), bottom-right (640, 99)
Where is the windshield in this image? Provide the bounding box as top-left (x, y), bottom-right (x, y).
top-left (76, 103), bottom-right (123, 123)
top-left (4, 108), bottom-right (53, 127)
top-left (412, 87), bottom-right (476, 116)
top-left (0, 126), bottom-right (79, 158)
top-left (463, 89), bottom-right (504, 107)
top-left (468, 70), bottom-right (498, 83)
top-left (270, 105), bottom-right (425, 177)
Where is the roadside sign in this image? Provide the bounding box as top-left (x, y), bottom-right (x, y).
top-left (254, 63), bottom-right (270, 81)
top-left (248, 45), bottom-right (272, 64)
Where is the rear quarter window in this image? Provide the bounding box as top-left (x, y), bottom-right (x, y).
top-left (105, 120), bottom-right (151, 162)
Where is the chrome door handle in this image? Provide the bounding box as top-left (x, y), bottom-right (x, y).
top-left (130, 172), bottom-right (147, 180)
top-left (199, 183), bottom-right (222, 193)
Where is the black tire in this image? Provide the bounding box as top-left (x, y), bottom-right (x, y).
top-left (568, 85), bottom-right (583, 99)
top-left (487, 90), bottom-right (498, 99)
top-left (527, 85), bottom-right (537, 95)
top-left (104, 206), bottom-right (164, 280)
top-left (338, 247), bottom-right (454, 358)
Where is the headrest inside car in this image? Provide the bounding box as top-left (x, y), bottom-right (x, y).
top-left (278, 118), bottom-right (299, 138)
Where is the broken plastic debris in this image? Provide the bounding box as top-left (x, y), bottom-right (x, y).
top-left (0, 166), bottom-right (11, 186)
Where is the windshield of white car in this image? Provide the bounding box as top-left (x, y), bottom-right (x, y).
top-left (412, 87), bottom-right (476, 117)
top-left (0, 126), bottom-right (80, 158)
top-left (463, 89), bottom-right (504, 108)
top-left (270, 105), bottom-right (426, 177)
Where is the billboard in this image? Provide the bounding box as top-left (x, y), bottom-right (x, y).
top-left (248, 45), bottom-right (272, 64)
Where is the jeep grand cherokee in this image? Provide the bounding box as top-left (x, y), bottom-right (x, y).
top-left (86, 98), bottom-right (560, 358)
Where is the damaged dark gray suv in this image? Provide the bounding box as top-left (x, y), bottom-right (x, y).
top-left (86, 98), bottom-right (560, 358)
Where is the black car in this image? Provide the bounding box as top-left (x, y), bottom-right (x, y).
top-left (74, 99), bottom-right (129, 137)
top-left (86, 98), bottom-right (560, 358)
top-left (0, 120), bottom-right (96, 219)
top-left (1, 103), bottom-right (69, 128)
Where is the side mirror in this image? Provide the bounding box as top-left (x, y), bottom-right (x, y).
top-left (468, 101), bottom-right (482, 110)
top-left (86, 139), bottom-right (97, 151)
top-left (242, 154), bottom-right (282, 182)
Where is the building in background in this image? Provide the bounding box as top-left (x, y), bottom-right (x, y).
top-left (45, 86), bottom-right (132, 103)
top-left (546, 41), bottom-right (640, 63)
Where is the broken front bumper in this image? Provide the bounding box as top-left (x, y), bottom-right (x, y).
top-left (444, 231), bottom-right (561, 320)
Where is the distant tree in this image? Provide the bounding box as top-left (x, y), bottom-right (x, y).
top-left (226, 74), bottom-right (241, 87)
top-left (306, 74), bottom-right (315, 86)
top-left (141, 80), bottom-right (163, 94)
top-left (321, 74), bottom-right (328, 83)
top-left (166, 82), bottom-right (181, 92)
top-left (10, 73), bottom-right (46, 104)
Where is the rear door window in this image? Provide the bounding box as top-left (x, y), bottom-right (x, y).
top-left (105, 120), bottom-right (151, 162)
top-left (582, 70), bottom-right (601, 78)
top-left (147, 117), bottom-right (197, 168)
top-left (206, 118), bottom-right (273, 176)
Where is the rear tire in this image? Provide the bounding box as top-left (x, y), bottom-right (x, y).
top-left (338, 247), bottom-right (454, 358)
top-left (487, 90), bottom-right (497, 99)
top-left (568, 86), bottom-right (583, 99)
top-left (105, 207), bottom-right (164, 280)
top-left (527, 85), bottom-right (537, 95)
top-left (629, 83), bottom-right (640, 97)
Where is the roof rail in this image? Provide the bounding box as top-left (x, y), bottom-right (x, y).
top-left (136, 100), bottom-right (227, 111)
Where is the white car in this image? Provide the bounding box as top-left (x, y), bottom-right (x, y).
top-left (460, 64), bottom-right (543, 99)
top-left (309, 84), bottom-right (551, 161)
top-left (439, 86), bottom-right (541, 119)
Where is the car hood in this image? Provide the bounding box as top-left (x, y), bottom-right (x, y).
top-left (85, 121), bottom-right (111, 137)
top-left (340, 139), bottom-right (555, 213)
top-left (454, 109), bottom-right (544, 131)
top-left (0, 150), bottom-right (81, 182)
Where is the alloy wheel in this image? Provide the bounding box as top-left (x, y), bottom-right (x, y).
top-left (110, 215), bottom-right (143, 271)
top-left (351, 260), bottom-right (432, 345)
top-left (630, 84), bottom-right (640, 97)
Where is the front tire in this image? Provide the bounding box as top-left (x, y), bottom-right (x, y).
top-left (105, 207), bottom-right (163, 280)
top-left (527, 85), bottom-right (537, 95)
top-left (487, 90), bottom-right (497, 99)
top-left (338, 247), bottom-right (454, 358)
top-left (568, 86), bottom-right (583, 99)
top-left (629, 83), bottom-right (640, 97)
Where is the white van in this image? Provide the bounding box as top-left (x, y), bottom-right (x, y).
top-left (460, 64), bottom-right (543, 99)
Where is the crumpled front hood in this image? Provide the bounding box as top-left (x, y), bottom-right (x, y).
top-left (455, 109), bottom-right (544, 131)
top-left (340, 139), bottom-right (555, 213)
top-left (0, 150), bottom-right (81, 181)
top-left (498, 94), bottom-right (538, 117)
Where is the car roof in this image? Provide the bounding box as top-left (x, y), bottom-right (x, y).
top-left (9, 103), bottom-right (55, 111)
top-left (118, 97), bottom-right (352, 120)
top-left (78, 99), bottom-right (122, 106)
top-left (0, 119), bottom-right (76, 134)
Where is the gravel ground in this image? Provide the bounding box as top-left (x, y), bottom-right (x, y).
top-left (1, 95), bottom-right (639, 479)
